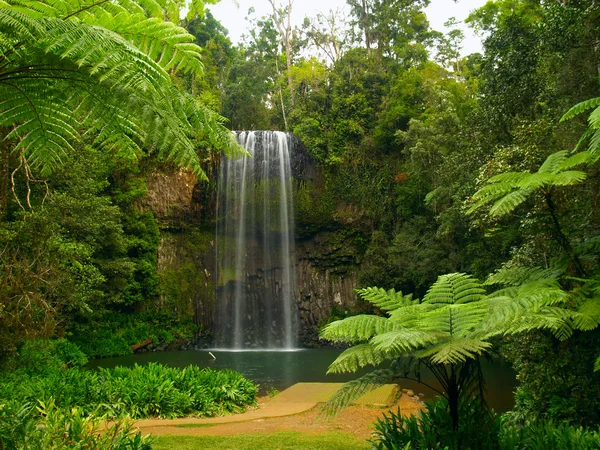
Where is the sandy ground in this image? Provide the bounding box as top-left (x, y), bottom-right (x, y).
top-left (137, 393), bottom-right (424, 440)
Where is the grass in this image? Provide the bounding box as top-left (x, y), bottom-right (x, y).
top-left (152, 431), bottom-right (371, 449)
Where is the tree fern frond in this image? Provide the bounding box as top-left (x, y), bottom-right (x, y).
top-left (560, 97), bottom-right (600, 122)
top-left (423, 273), bottom-right (485, 305)
top-left (595, 354), bottom-right (600, 372)
top-left (326, 344), bottom-right (387, 374)
top-left (487, 171), bottom-right (529, 185)
top-left (355, 287), bottom-right (416, 312)
top-left (369, 329), bottom-right (439, 358)
top-left (555, 151), bottom-right (594, 172)
top-left (488, 189), bottom-right (532, 217)
top-left (515, 172), bottom-right (553, 190)
top-left (419, 338), bottom-right (491, 365)
top-left (550, 170), bottom-right (587, 186)
top-left (418, 302), bottom-right (487, 336)
top-left (538, 150), bottom-right (569, 173)
top-left (319, 315), bottom-right (396, 343)
top-left (484, 266), bottom-right (561, 287)
top-left (573, 298), bottom-right (600, 331)
top-left (319, 369), bottom-right (395, 417)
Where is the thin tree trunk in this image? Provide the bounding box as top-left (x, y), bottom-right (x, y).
top-left (275, 58), bottom-right (289, 131)
top-left (448, 364), bottom-right (459, 430)
top-left (544, 191), bottom-right (586, 277)
top-left (0, 128), bottom-right (10, 221)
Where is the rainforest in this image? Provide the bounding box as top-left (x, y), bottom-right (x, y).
top-left (1, 0), bottom-right (600, 448)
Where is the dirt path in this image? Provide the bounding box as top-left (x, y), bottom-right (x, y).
top-left (136, 384), bottom-right (425, 440)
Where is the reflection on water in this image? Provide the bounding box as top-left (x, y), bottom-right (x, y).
top-left (88, 349), bottom-right (517, 412)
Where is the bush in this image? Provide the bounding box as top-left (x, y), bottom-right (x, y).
top-left (4, 339), bottom-right (88, 375)
top-left (0, 362), bottom-right (258, 419)
top-left (0, 399), bottom-right (153, 450)
top-left (71, 312), bottom-right (199, 358)
top-left (370, 395), bottom-right (600, 450)
top-left (499, 420), bottom-right (600, 450)
top-left (370, 395), bottom-right (500, 450)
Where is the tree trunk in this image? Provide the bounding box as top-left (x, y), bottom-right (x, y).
top-left (544, 192), bottom-right (586, 277)
top-left (447, 365), bottom-right (459, 430)
top-left (0, 128), bottom-right (10, 221)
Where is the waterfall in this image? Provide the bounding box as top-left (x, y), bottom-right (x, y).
top-left (215, 131), bottom-right (298, 349)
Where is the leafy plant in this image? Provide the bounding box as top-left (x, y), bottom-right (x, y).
top-left (0, 399), bottom-right (153, 450)
top-left (371, 395), bottom-right (500, 450)
top-left (321, 273), bottom-right (570, 428)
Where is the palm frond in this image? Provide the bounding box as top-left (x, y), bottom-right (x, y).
top-left (560, 97), bottom-right (600, 122)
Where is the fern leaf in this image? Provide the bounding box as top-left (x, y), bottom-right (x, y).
top-left (326, 344), bottom-right (387, 374)
top-left (538, 150), bottom-right (569, 173)
top-left (319, 315), bottom-right (396, 343)
top-left (424, 273), bottom-right (485, 305)
top-left (560, 97), bottom-right (600, 122)
top-left (573, 298), bottom-right (600, 331)
top-left (369, 329), bottom-right (439, 357)
top-left (419, 338), bottom-right (492, 365)
top-left (489, 189), bottom-right (532, 217)
top-left (550, 170), bottom-right (587, 186)
top-left (355, 287), bottom-right (416, 312)
top-left (319, 369), bottom-right (395, 417)
top-left (555, 151), bottom-right (594, 172)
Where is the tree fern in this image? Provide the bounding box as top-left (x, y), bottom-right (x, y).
top-left (0, 0), bottom-right (240, 180)
top-left (326, 344), bottom-right (388, 374)
top-left (355, 286), bottom-right (416, 312)
top-left (560, 97), bottom-right (600, 122)
top-left (320, 315), bottom-right (396, 343)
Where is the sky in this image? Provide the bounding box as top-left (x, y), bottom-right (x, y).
top-left (208, 0), bottom-right (489, 56)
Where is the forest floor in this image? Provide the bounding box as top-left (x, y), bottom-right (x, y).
top-left (135, 383), bottom-right (425, 440)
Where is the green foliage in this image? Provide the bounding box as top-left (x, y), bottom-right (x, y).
top-left (5, 339), bottom-right (88, 376)
top-left (0, 362), bottom-right (258, 419)
top-left (0, 399), bottom-right (153, 450)
top-left (502, 331), bottom-right (600, 426)
top-left (0, 0), bottom-right (242, 179)
top-left (71, 312), bottom-right (199, 358)
top-left (371, 395), bottom-right (500, 450)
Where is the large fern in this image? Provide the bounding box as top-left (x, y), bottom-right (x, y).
top-left (0, 0), bottom-right (241, 179)
top-left (321, 272), bottom-right (584, 418)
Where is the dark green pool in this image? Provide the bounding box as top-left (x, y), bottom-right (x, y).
top-left (88, 349), bottom-right (517, 412)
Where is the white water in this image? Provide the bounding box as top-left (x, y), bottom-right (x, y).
top-left (215, 131), bottom-right (297, 349)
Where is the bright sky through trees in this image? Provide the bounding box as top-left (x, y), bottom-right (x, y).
top-left (209, 0), bottom-right (487, 55)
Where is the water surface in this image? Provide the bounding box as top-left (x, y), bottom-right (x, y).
top-left (89, 349), bottom-right (517, 412)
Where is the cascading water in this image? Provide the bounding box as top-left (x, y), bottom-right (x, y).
top-left (215, 131), bottom-right (298, 349)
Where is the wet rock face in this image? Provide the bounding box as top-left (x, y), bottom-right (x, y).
top-left (140, 169), bottom-right (197, 220)
top-left (142, 135), bottom-right (365, 347)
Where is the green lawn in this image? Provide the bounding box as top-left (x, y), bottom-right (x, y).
top-left (151, 431), bottom-right (371, 449)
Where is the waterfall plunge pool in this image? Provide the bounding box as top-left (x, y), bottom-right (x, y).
top-left (88, 349), bottom-right (517, 412)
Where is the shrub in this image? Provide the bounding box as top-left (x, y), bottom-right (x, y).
top-left (0, 363), bottom-right (258, 419)
top-left (4, 339), bottom-right (88, 375)
top-left (370, 395), bottom-right (500, 450)
top-left (0, 399), bottom-right (153, 450)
